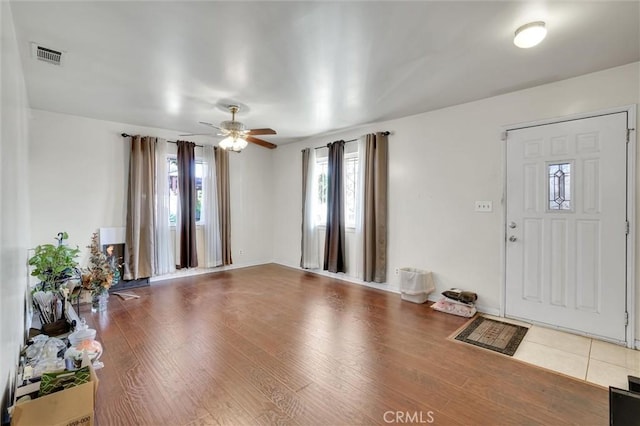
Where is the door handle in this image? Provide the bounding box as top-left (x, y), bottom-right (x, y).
top-left (509, 235), bottom-right (517, 242)
top-left (509, 222), bottom-right (517, 229)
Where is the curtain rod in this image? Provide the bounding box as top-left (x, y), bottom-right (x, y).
top-left (312, 131), bottom-right (391, 150)
top-left (120, 133), bottom-right (205, 148)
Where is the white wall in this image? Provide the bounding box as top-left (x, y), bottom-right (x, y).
top-left (28, 109), bottom-right (274, 268)
top-left (0, 0), bottom-right (31, 412)
top-left (273, 62), bottom-right (640, 317)
top-left (228, 141), bottom-right (274, 265)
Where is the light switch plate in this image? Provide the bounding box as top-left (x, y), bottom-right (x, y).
top-left (475, 201), bottom-right (493, 212)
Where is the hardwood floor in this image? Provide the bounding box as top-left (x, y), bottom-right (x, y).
top-left (84, 264), bottom-right (608, 425)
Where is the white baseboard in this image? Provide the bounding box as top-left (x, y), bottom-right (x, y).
top-left (149, 259), bottom-right (273, 283)
top-left (274, 260), bottom-right (398, 294)
top-left (475, 305), bottom-right (501, 316)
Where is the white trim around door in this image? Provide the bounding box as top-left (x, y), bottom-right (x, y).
top-left (500, 105), bottom-right (637, 348)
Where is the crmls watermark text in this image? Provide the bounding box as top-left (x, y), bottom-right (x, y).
top-left (383, 411), bottom-right (435, 424)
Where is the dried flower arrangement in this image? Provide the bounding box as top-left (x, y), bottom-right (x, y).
top-left (82, 233), bottom-right (122, 297)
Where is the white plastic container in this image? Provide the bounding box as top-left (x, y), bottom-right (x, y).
top-left (400, 268), bottom-right (435, 304)
top-left (67, 318), bottom-right (96, 346)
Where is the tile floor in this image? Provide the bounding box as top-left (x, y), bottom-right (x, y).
top-left (491, 316), bottom-right (640, 389)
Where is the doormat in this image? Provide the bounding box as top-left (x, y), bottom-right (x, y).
top-left (452, 316), bottom-right (529, 356)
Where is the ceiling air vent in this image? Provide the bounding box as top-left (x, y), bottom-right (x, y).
top-left (31, 43), bottom-right (64, 66)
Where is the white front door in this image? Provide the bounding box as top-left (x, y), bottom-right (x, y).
top-left (505, 112), bottom-right (629, 342)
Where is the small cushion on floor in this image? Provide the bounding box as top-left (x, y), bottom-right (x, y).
top-left (431, 297), bottom-right (477, 317)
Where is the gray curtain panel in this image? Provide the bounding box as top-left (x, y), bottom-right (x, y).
top-left (363, 132), bottom-right (389, 283)
top-left (324, 140), bottom-right (346, 273)
top-left (215, 147), bottom-right (233, 265)
top-left (177, 141), bottom-right (198, 268)
top-left (124, 135), bottom-right (156, 280)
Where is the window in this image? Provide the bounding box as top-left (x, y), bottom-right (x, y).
top-left (344, 154), bottom-right (359, 228)
top-left (315, 158), bottom-right (328, 226)
top-left (314, 151), bottom-right (359, 228)
top-left (168, 158), bottom-right (203, 225)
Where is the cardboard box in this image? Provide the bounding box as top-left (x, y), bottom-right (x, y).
top-left (11, 355), bottom-right (99, 426)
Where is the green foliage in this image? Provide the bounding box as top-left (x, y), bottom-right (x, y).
top-left (28, 232), bottom-right (80, 292)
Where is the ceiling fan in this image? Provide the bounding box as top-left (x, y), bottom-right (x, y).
top-left (181, 105), bottom-right (277, 151)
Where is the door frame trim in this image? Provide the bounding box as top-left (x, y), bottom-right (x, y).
top-left (500, 104), bottom-right (637, 348)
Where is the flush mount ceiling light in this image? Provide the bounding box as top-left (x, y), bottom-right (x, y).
top-left (514, 21), bottom-right (547, 48)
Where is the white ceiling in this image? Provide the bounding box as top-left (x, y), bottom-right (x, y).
top-left (10, 1), bottom-right (640, 145)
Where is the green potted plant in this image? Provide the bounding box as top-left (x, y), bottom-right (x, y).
top-left (28, 232), bottom-right (80, 333)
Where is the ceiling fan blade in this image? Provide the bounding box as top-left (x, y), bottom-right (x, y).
top-left (247, 128), bottom-right (277, 136)
top-left (199, 121), bottom-right (222, 130)
top-left (246, 136), bottom-right (277, 149)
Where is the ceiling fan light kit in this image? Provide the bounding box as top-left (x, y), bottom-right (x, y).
top-left (220, 120), bottom-right (246, 133)
top-left (219, 135), bottom-right (249, 152)
top-left (514, 21), bottom-right (547, 48)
